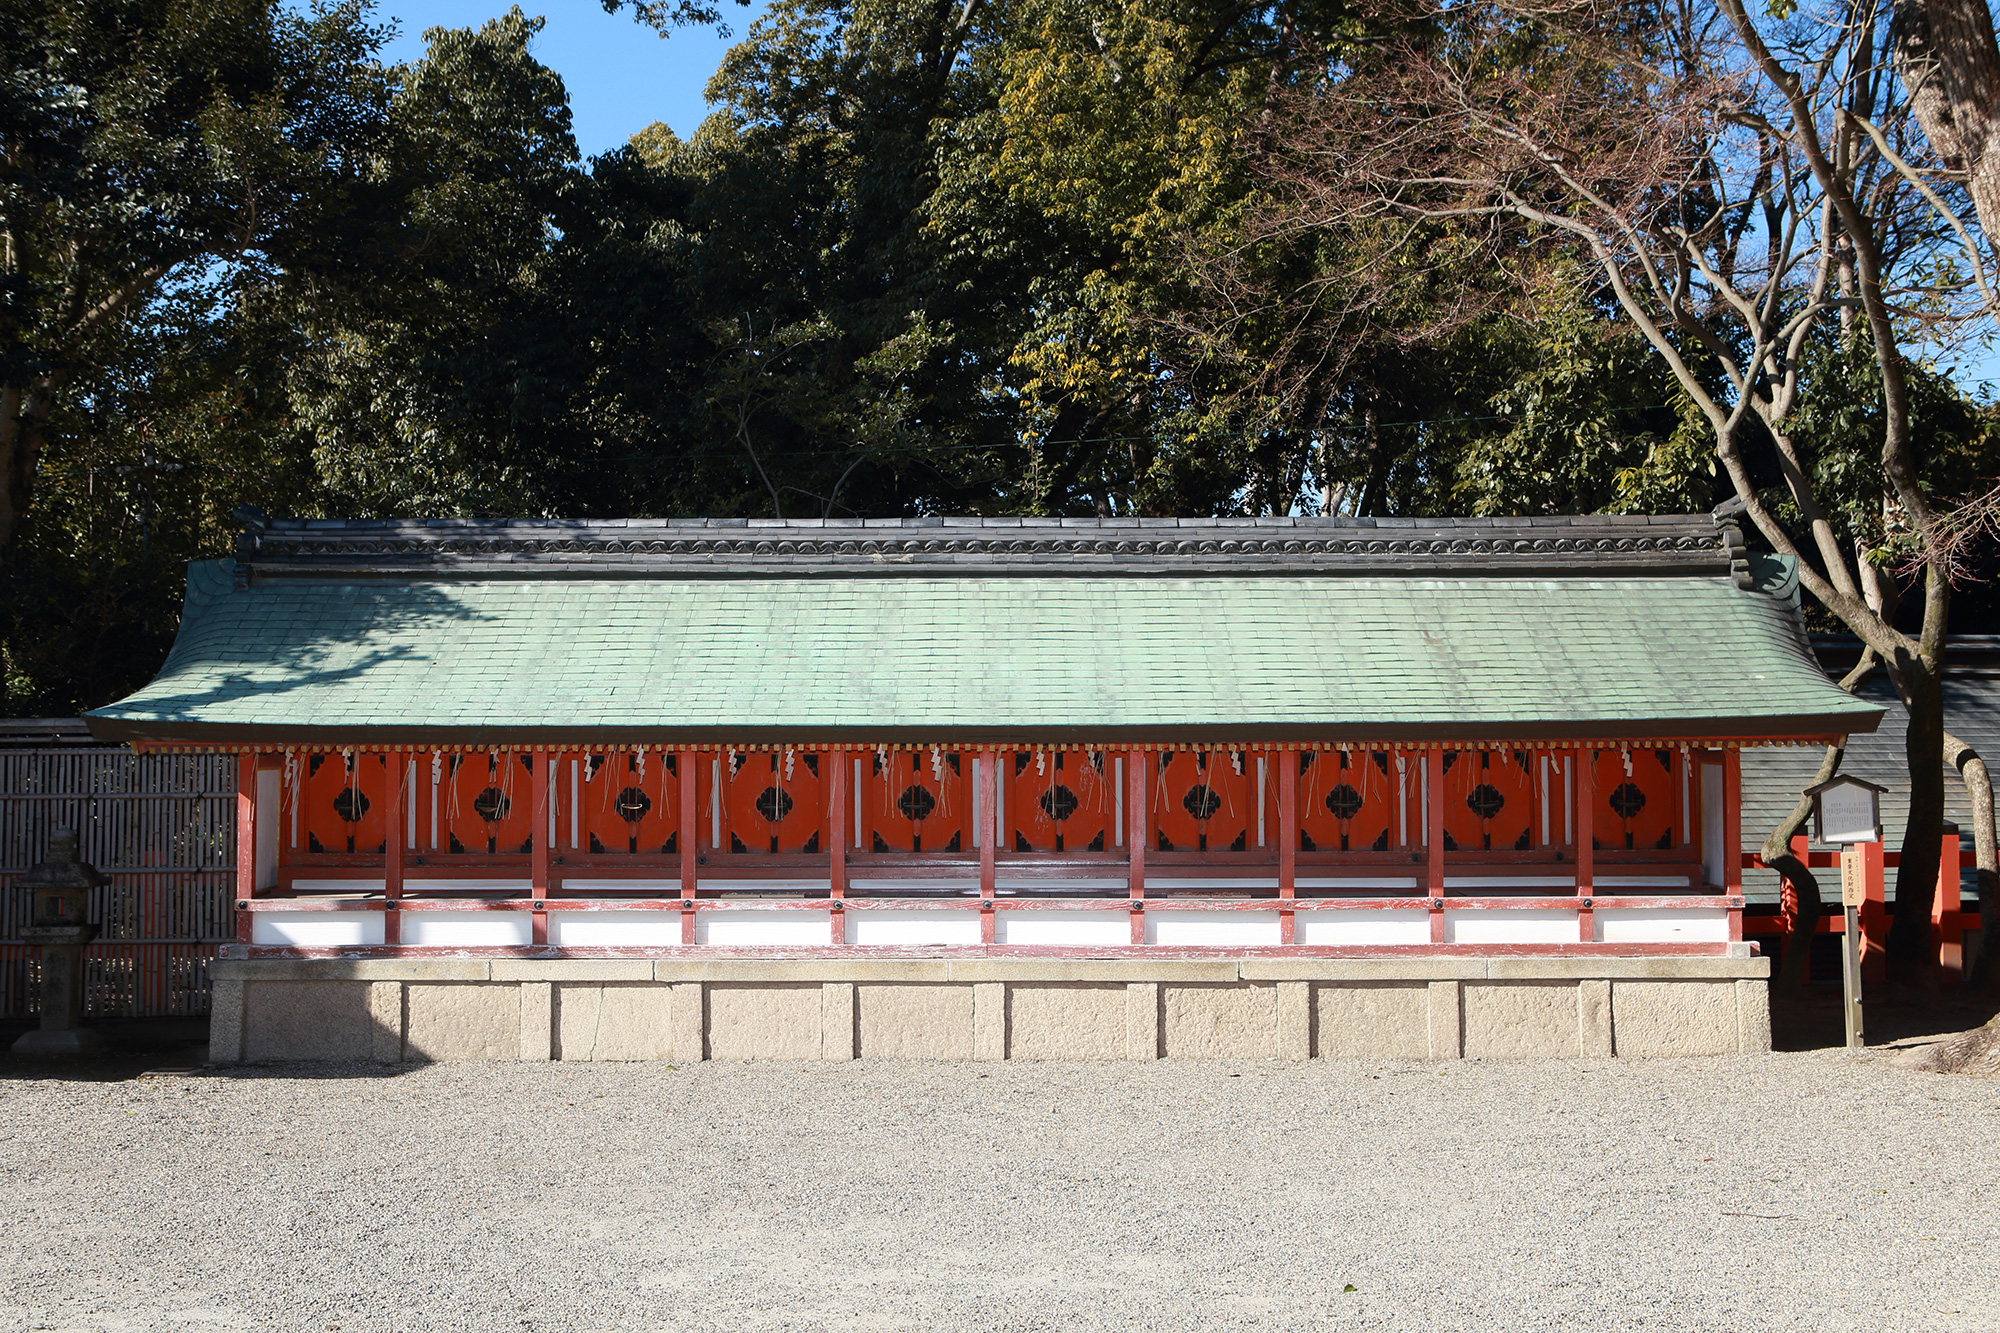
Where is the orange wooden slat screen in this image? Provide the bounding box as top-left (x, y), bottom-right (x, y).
top-left (573, 751), bottom-right (681, 855)
top-left (722, 750), bottom-right (826, 853)
top-left (1591, 747), bottom-right (1680, 851)
top-left (863, 750), bottom-right (970, 853)
top-left (1296, 750), bottom-right (1394, 853)
top-left (1440, 749), bottom-right (1538, 853)
top-left (437, 751), bottom-right (535, 855)
top-left (296, 751), bottom-right (390, 855)
top-left (1152, 750), bottom-right (1258, 853)
top-left (1006, 750), bottom-right (1114, 852)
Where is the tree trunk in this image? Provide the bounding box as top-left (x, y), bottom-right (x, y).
top-left (1888, 660), bottom-right (1948, 993)
top-left (1891, 0), bottom-right (2000, 273)
top-left (1764, 743), bottom-right (1845, 995)
top-left (1761, 649), bottom-right (1876, 994)
top-left (0, 377), bottom-right (55, 552)
top-left (1944, 730), bottom-right (2000, 994)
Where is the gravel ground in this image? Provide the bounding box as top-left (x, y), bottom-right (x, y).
top-left (0, 1051), bottom-right (1994, 1333)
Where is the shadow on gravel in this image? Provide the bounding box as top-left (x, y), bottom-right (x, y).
top-left (1772, 986), bottom-right (2000, 1054)
top-left (0, 1020), bottom-right (432, 1082)
top-left (0, 1017), bottom-right (210, 1083)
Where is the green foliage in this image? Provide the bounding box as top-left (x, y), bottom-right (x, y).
top-left (5, 0), bottom-right (1992, 713)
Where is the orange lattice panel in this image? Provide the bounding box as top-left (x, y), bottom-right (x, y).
top-left (1297, 749), bottom-right (1396, 853)
top-left (571, 751), bottom-right (681, 855)
top-left (294, 750), bottom-right (391, 855)
top-left (1005, 750), bottom-right (1114, 852)
top-left (436, 750), bottom-right (535, 855)
top-left (1440, 749), bottom-right (1540, 853)
top-left (722, 750), bottom-right (826, 854)
top-left (1151, 750), bottom-right (1259, 853)
top-left (1591, 747), bottom-right (1680, 851)
top-left (862, 749), bottom-right (970, 853)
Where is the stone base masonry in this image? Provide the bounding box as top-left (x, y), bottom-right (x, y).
top-left (208, 956), bottom-right (1772, 1063)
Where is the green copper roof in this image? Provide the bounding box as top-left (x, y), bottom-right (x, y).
top-left (87, 552), bottom-right (1881, 745)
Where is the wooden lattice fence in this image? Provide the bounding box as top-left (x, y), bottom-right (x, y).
top-left (0, 723), bottom-right (233, 1018)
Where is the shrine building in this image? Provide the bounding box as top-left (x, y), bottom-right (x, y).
top-left (86, 514), bottom-right (1881, 1062)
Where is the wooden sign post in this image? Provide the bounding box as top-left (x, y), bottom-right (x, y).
top-left (1809, 775), bottom-right (1885, 1052)
top-left (1839, 846), bottom-right (1866, 1050)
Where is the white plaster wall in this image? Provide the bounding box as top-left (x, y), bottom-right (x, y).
top-left (548, 910), bottom-right (685, 946)
top-left (995, 910), bottom-right (1130, 946)
top-left (558, 879), bottom-right (683, 894)
top-left (995, 878), bottom-right (1126, 894)
top-left (1146, 911), bottom-right (1282, 946)
top-left (1443, 908), bottom-right (1577, 944)
top-left (1593, 906), bottom-right (1730, 944)
top-left (845, 910), bottom-right (982, 946)
top-left (254, 769), bottom-right (280, 890)
top-left (1294, 910), bottom-right (1430, 946)
top-left (697, 910), bottom-right (832, 946)
top-left (1145, 878), bottom-right (1280, 894)
top-left (402, 910), bottom-right (534, 946)
top-left (848, 878), bottom-right (973, 894)
top-left (403, 879), bottom-right (533, 896)
top-left (289, 879), bottom-right (387, 894)
top-left (250, 911), bottom-right (385, 947)
top-left (1295, 877), bottom-right (1420, 891)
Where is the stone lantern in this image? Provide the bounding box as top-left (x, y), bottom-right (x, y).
top-left (12, 828), bottom-right (105, 1058)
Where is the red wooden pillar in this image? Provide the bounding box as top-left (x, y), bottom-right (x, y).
top-left (1576, 747), bottom-right (1596, 892)
top-left (235, 752), bottom-right (256, 943)
top-left (1128, 748), bottom-right (1147, 944)
top-left (979, 747), bottom-right (997, 944)
top-left (1278, 748), bottom-right (1298, 944)
top-left (384, 752), bottom-right (406, 946)
top-left (679, 748), bottom-right (698, 945)
top-left (1859, 835), bottom-right (1888, 984)
top-left (1425, 747), bottom-right (1445, 942)
top-left (829, 747), bottom-right (847, 900)
top-left (1936, 822), bottom-right (1963, 984)
top-left (1576, 748), bottom-right (1596, 943)
top-left (829, 747), bottom-right (848, 947)
top-left (530, 752), bottom-right (550, 946)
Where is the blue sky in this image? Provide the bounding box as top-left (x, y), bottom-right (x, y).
top-left (377, 0), bottom-right (767, 157)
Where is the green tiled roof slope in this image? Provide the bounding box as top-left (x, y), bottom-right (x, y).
top-left (86, 558), bottom-right (1883, 744)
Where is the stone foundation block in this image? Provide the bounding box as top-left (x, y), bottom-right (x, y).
top-left (1462, 982), bottom-right (1581, 1059)
top-left (369, 981), bottom-right (404, 1063)
top-left (1610, 979), bottom-right (1739, 1057)
top-left (1125, 982), bottom-right (1160, 1060)
top-left (244, 981), bottom-right (377, 1062)
top-left (555, 983), bottom-right (673, 1061)
top-left (1578, 979), bottom-right (1613, 1059)
top-left (972, 982), bottom-right (1005, 1061)
top-left (1008, 983), bottom-right (1125, 1060)
top-left (856, 984), bottom-right (973, 1060)
top-left (707, 983), bottom-right (821, 1060)
top-left (821, 982), bottom-right (855, 1060)
top-left (1317, 982), bottom-right (1428, 1060)
top-left (1736, 978), bottom-right (1772, 1054)
top-left (403, 984), bottom-right (520, 1061)
top-left (209, 977), bottom-right (246, 1064)
top-left (1426, 981), bottom-right (1462, 1060)
top-left (1162, 984), bottom-right (1276, 1059)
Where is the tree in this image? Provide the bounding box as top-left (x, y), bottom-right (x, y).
top-left (1243, 0), bottom-right (1999, 990)
top-left (0, 0), bottom-right (398, 552)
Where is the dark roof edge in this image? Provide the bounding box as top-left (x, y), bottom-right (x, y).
top-left (232, 514), bottom-right (1750, 583)
top-left (84, 712), bottom-right (1881, 748)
